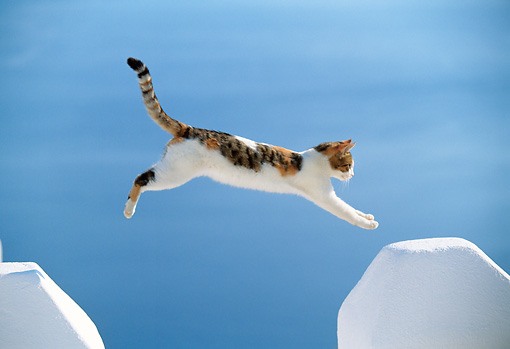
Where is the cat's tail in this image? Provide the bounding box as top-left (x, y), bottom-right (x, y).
top-left (127, 57), bottom-right (189, 137)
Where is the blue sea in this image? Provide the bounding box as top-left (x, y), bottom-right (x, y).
top-left (1, 1), bottom-right (509, 347)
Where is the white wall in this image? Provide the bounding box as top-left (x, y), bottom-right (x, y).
top-left (0, 262), bottom-right (105, 349)
top-left (337, 238), bottom-right (510, 349)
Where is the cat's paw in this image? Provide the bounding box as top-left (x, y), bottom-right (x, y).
top-left (356, 210), bottom-right (374, 221)
top-left (367, 220), bottom-right (379, 230)
top-left (358, 218), bottom-right (379, 230)
top-left (124, 200), bottom-right (136, 219)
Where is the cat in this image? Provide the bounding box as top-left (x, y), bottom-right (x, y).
top-left (124, 57), bottom-right (378, 230)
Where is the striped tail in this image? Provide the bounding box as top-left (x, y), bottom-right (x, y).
top-left (127, 57), bottom-right (189, 137)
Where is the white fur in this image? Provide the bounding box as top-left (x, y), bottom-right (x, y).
top-left (234, 136), bottom-right (258, 151)
top-left (126, 137), bottom-right (378, 230)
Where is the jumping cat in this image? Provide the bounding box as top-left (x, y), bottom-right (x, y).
top-left (124, 57), bottom-right (378, 230)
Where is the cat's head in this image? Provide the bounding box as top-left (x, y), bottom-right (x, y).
top-left (314, 139), bottom-right (356, 181)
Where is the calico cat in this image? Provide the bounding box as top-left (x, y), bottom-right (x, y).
top-left (124, 58), bottom-right (378, 230)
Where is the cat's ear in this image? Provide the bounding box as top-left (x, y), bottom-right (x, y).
top-left (336, 139), bottom-right (355, 155)
top-left (315, 139), bottom-right (355, 156)
top-left (344, 139), bottom-right (356, 153)
top-left (331, 140), bottom-right (355, 155)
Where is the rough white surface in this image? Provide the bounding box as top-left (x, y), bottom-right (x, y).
top-left (0, 262), bottom-right (105, 349)
top-left (337, 238), bottom-right (510, 349)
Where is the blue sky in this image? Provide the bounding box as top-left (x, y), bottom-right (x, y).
top-left (1, 1), bottom-right (509, 348)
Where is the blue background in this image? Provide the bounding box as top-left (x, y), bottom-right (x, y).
top-left (1, 1), bottom-right (509, 348)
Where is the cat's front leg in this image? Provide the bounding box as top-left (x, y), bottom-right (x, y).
top-left (305, 190), bottom-right (378, 230)
top-left (336, 201), bottom-right (379, 230)
top-left (340, 206), bottom-right (379, 230)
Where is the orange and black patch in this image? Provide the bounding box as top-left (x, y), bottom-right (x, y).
top-left (314, 140), bottom-right (353, 156)
top-left (183, 128), bottom-right (303, 176)
top-left (314, 140), bottom-right (355, 172)
top-left (329, 152), bottom-right (353, 172)
top-left (128, 169), bottom-right (156, 202)
top-left (257, 144), bottom-right (303, 176)
top-left (205, 138), bottom-right (220, 150)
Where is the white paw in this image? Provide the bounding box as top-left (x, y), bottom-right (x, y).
top-left (367, 220), bottom-right (379, 230)
top-left (124, 200), bottom-right (136, 219)
top-left (358, 218), bottom-right (379, 230)
top-left (356, 210), bottom-right (375, 221)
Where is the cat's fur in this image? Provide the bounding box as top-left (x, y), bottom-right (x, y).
top-left (124, 57), bottom-right (378, 230)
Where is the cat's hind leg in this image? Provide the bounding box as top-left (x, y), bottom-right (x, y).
top-left (124, 169), bottom-right (155, 219)
top-left (124, 162), bottom-right (196, 218)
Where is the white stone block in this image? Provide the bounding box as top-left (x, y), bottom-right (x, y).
top-left (338, 238), bottom-right (510, 349)
top-left (0, 262), bottom-right (105, 349)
